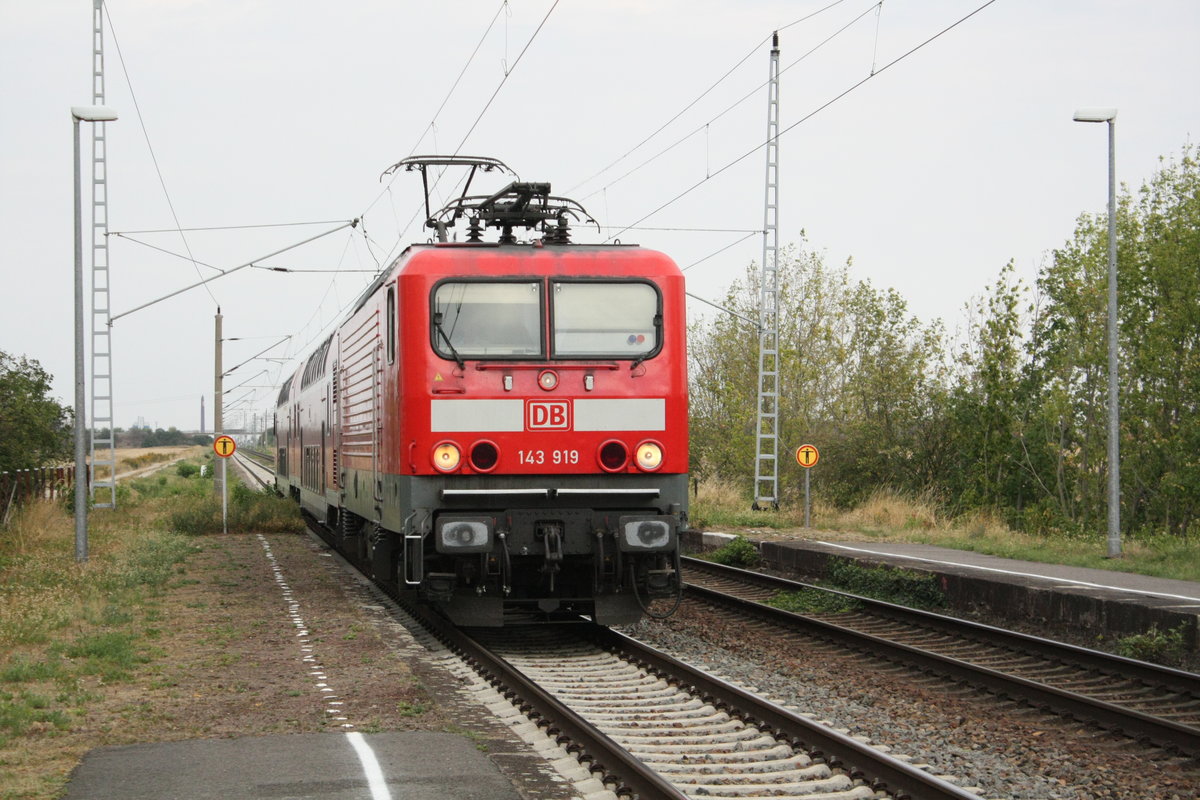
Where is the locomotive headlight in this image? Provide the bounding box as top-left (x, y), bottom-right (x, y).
top-left (432, 442), bottom-right (462, 472)
top-left (617, 516), bottom-right (676, 552)
top-left (634, 440), bottom-right (664, 471)
top-left (435, 517), bottom-right (493, 553)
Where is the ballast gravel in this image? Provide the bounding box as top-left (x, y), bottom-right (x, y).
top-left (620, 600), bottom-right (1199, 800)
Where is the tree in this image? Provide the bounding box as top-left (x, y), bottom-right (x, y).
top-left (1018, 143), bottom-right (1200, 537)
top-left (0, 351), bottom-right (72, 473)
top-left (689, 243), bottom-right (947, 506)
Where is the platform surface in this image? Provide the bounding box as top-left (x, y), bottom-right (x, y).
top-left (64, 731), bottom-right (524, 800)
top-left (807, 538), bottom-right (1200, 607)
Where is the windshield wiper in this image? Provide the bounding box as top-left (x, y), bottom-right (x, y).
top-left (433, 312), bottom-right (465, 371)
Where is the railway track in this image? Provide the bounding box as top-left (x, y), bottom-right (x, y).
top-left (297, 514), bottom-right (977, 800)
top-left (232, 451), bottom-right (274, 489)
top-left (681, 556), bottom-right (1200, 759)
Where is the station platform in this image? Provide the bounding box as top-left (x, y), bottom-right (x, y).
top-left (682, 530), bottom-right (1200, 652)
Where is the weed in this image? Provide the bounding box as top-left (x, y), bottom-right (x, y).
top-left (396, 700), bottom-right (429, 717)
top-left (0, 690), bottom-right (70, 738)
top-left (701, 535), bottom-right (761, 568)
top-left (766, 588), bottom-right (861, 615)
top-left (1116, 624), bottom-right (1189, 667)
top-left (57, 632), bottom-right (148, 681)
top-left (0, 657), bottom-right (62, 684)
top-left (825, 559), bottom-right (945, 609)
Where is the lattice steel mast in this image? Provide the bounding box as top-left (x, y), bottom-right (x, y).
top-left (752, 32), bottom-right (781, 510)
top-left (89, 0), bottom-right (117, 508)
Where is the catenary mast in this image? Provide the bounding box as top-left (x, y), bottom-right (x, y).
top-left (753, 32), bottom-right (781, 510)
top-left (89, 0), bottom-right (118, 508)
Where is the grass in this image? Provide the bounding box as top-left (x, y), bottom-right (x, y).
top-left (0, 452), bottom-right (300, 796)
top-left (0, 485), bottom-right (198, 757)
top-left (690, 481), bottom-right (1200, 583)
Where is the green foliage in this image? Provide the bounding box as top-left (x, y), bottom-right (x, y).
top-left (0, 688), bottom-right (70, 742)
top-left (1116, 624), bottom-right (1189, 667)
top-left (176, 462), bottom-right (200, 479)
top-left (700, 535), bottom-right (761, 568)
top-left (0, 351), bottom-right (72, 473)
top-left (825, 559), bottom-right (945, 609)
top-left (168, 483), bottom-right (302, 535)
top-left (0, 656), bottom-right (63, 684)
top-left (765, 588), bottom-right (861, 614)
top-left (687, 142), bottom-right (1200, 540)
top-left (688, 242), bottom-right (946, 509)
top-left (56, 632), bottom-right (148, 681)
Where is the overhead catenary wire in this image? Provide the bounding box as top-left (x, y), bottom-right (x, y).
top-left (681, 231), bottom-right (760, 273)
top-left (370, 0), bottom-right (561, 269)
top-left (110, 220), bottom-right (358, 323)
top-left (359, 0), bottom-right (511, 220)
top-left (104, 4), bottom-right (221, 290)
top-left (566, 0), bottom-right (853, 198)
top-left (583, 0), bottom-right (883, 205)
top-left (607, 0), bottom-right (999, 242)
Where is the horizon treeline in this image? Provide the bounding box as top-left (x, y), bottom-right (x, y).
top-left (689, 143), bottom-right (1199, 539)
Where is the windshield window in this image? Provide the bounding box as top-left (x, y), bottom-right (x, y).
top-left (552, 281), bottom-right (659, 358)
top-left (432, 281), bottom-right (542, 358)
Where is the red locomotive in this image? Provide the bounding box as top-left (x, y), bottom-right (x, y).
top-left (274, 157), bottom-right (688, 625)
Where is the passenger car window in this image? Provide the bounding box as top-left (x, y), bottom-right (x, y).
top-left (432, 281), bottom-right (542, 358)
top-left (552, 282), bottom-right (659, 358)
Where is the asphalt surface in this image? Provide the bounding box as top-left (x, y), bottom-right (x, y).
top-left (64, 731), bottom-right (524, 800)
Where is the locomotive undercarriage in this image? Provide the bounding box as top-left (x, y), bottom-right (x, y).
top-left (330, 469), bottom-right (687, 626)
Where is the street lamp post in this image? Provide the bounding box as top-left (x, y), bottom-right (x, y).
top-left (1073, 107), bottom-right (1120, 558)
top-left (72, 105), bottom-right (118, 563)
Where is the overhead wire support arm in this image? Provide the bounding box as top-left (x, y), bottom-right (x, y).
top-left (110, 219), bottom-right (358, 323)
top-left (222, 336), bottom-right (292, 378)
top-left (685, 292), bottom-right (760, 329)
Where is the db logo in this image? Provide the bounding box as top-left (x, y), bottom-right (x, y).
top-left (526, 400), bottom-right (571, 430)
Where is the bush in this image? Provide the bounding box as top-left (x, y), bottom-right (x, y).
top-left (176, 463), bottom-right (200, 479)
top-left (168, 484), bottom-right (302, 535)
top-left (826, 559), bottom-right (945, 609)
top-left (702, 535), bottom-right (761, 568)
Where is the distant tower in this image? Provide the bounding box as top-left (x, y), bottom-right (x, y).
top-left (201, 395), bottom-right (206, 433)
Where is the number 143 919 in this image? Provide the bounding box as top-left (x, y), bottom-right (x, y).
top-left (517, 449), bottom-right (580, 465)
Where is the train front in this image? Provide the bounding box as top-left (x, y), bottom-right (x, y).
top-left (397, 244), bottom-right (688, 625)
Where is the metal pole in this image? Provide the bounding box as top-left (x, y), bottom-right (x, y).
top-left (804, 468), bottom-right (811, 529)
top-left (1105, 118), bottom-right (1120, 558)
top-left (73, 116), bottom-right (88, 562)
top-left (214, 309), bottom-right (223, 494)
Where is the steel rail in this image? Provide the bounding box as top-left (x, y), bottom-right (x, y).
top-left (590, 625), bottom-right (979, 800)
top-left (400, 601), bottom-right (690, 800)
top-left (682, 559), bottom-right (1200, 757)
top-left (683, 557), bottom-right (1200, 693)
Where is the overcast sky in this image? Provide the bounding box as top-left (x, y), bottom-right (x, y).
top-left (2, 1), bottom-right (1196, 433)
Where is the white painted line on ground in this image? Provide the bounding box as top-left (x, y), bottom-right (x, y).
top-left (346, 732), bottom-right (393, 800)
top-left (257, 534), bottom-right (357, 730)
top-left (817, 541), bottom-right (1200, 604)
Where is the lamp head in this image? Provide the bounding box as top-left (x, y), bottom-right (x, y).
top-left (1073, 107), bottom-right (1117, 123)
top-left (71, 105), bottom-right (119, 122)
